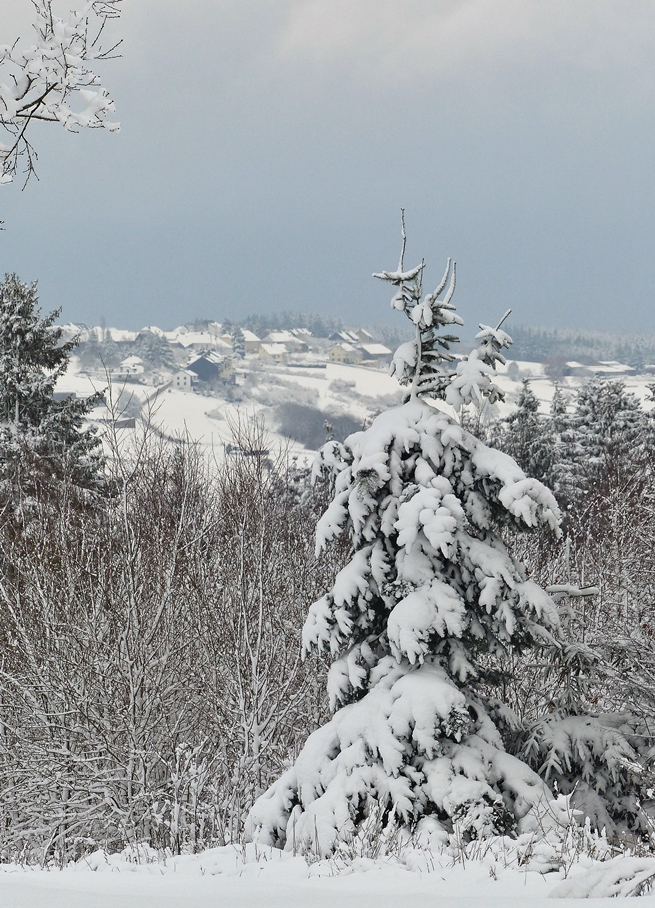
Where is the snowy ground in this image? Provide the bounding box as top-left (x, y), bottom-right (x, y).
top-left (3, 844), bottom-right (655, 907)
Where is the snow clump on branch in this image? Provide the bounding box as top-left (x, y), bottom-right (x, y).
top-left (0, 0), bottom-right (121, 185)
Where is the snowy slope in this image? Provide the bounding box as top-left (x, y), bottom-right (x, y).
top-left (56, 354), bottom-right (655, 461)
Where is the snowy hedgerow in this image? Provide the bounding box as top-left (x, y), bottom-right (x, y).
top-left (247, 218), bottom-right (564, 855)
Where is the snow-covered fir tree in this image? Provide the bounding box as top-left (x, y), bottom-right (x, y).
top-left (0, 273), bottom-right (104, 490)
top-left (247, 221), bottom-right (567, 854)
top-left (555, 380), bottom-right (648, 511)
top-left (232, 326), bottom-right (246, 359)
top-left (494, 380), bottom-right (555, 487)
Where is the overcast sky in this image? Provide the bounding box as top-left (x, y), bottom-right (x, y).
top-left (1, 1), bottom-right (654, 335)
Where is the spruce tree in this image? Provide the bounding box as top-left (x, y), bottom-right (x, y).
top-left (232, 326), bottom-right (246, 359)
top-left (495, 380), bottom-right (554, 485)
top-left (0, 274), bottom-right (104, 491)
top-left (557, 380), bottom-right (647, 511)
top-left (248, 224), bottom-right (565, 854)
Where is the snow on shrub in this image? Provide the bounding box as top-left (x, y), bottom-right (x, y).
top-left (519, 710), bottom-right (649, 838)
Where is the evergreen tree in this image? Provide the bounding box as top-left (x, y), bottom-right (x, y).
top-left (495, 380), bottom-right (554, 485)
top-left (549, 384), bottom-right (568, 434)
top-left (0, 274), bottom-right (104, 491)
top-left (248, 223), bottom-right (565, 854)
top-left (232, 326), bottom-right (246, 359)
top-left (132, 331), bottom-right (174, 370)
top-left (557, 380), bottom-right (647, 511)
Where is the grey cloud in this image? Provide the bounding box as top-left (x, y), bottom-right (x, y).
top-left (1, 1), bottom-right (654, 336)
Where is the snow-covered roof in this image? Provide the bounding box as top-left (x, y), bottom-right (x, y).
top-left (264, 331), bottom-right (295, 344)
top-left (329, 330), bottom-right (359, 343)
top-left (188, 351), bottom-right (225, 366)
top-left (260, 343), bottom-right (287, 355)
top-left (121, 355), bottom-right (143, 366)
top-left (107, 327), bottom-right (138, 342)
top-left (241, 329), bottom-right (260, 342)
top-left (360, 343), bottom-right (392, 355)
top-left (176, 332), bottom-right (231, 349)
top-left (332, 342), bottom-right (358, 352)
top-left (82, 325), bottom-right (139, 343)
top-left (588, 361), bottom-right (635, 374)
top-left (140, 325), bottom-right (166, 337)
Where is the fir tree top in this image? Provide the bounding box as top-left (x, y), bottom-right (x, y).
top-left (374, 211), bottom-right (512, 409)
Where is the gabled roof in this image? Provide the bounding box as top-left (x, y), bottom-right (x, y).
top-left (264, 331), bottom-right (296, 343)
top-left (188, 351), bottom-right (225, 366)
top-left (329, 330), bottom-right (359, 343)
top-left (139, 325), bottom-right (166, 337)
top-left (176, 332), bottom-right (231, 349)
top-left (360, 343), bottom-right (392, 355)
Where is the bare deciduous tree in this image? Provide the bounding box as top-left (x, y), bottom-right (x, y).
top-left (0, 418), bottom-right (338, 863)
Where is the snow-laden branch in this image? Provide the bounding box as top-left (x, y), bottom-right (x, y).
top-left (0, 0), bottom-right (121, 186)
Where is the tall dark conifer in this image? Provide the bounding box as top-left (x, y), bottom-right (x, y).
top-left (0, 274), bottom-right (104, 492)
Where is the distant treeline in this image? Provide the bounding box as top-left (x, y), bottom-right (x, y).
top-left (505, 324), bottom-right (655, 368)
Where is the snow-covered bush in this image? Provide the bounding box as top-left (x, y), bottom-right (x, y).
top-left (247, 218), bottom-right (565, 855)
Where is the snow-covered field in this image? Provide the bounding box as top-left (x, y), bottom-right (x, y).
top-left (4, 844), bottom-right (655, 908)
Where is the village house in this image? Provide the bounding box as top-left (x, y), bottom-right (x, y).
top-left (259, 343), bottom-right (288, 364)
top-left (176, 332), bottom-right (232, 353)
top-left (111, 355), bottom-right (145, 377)
top-left (263, 330), bottom-right (309, 353)
top-left (359, 343), bottom-right (393, 365)
top-left (587, 360), bottom-right (636, 377)
top-left (328, 329), bottom-right (360, 344)
top-left (241, 329), bottom-right (261, 354)
top-left (329, 343), bottom-right (362, 365)
top-left (565, 361), bottom-right (593, 377)
top-left (173, 369), bottom-right (198, 391)
top-left (186, 352), bottom-right (235, 383)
